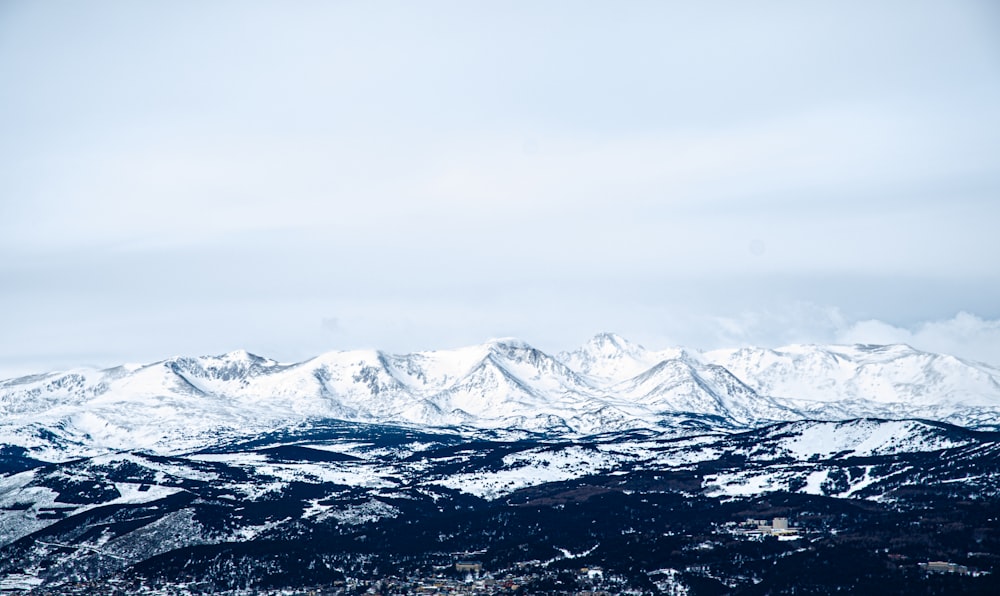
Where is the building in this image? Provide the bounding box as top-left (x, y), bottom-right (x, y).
top-left (738, 517), bottom-right (800, 539)
top-left (921, 561), bottom-right (970, 575)
top-left (578, 566), bottom-right (604, 579)
top-left (455, 561), bottom-right (483, 574)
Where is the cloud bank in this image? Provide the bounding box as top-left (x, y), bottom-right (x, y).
top-left (1, 2), bottom-right (998, 376)
top-left (707, 308), bottom-right (1000, 367)
top-left (837, 312), bottom-right (1000, 367)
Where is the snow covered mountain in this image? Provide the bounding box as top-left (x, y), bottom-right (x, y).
top-left (3, 336), bottom-right (1000, 592)
top-left (2, 334), bottom-right (1000, 460)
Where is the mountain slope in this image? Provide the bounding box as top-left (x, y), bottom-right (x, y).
top-left (2, 336), bottom-right (1000, 460)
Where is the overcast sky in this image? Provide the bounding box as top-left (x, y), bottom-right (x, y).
top-left (2, 0), bottom-right (1000, 376)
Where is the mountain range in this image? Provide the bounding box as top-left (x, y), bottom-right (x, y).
top-left (3, 335), bottom-right (1000, 593)
top-left (2, 334), bottom-right (999, 461)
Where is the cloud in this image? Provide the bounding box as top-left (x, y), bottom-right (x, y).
top-left (837, 312), bottom-right (1000, 366)
top-left (1, 2), bottom-right (998, 377)
top-left (708, 303), bottom-right (848, 348)
top-left (699, 306), bottom-right (1000, 367)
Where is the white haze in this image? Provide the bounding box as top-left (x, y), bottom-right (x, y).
top-left (1, 1), bottom-right (999, 376)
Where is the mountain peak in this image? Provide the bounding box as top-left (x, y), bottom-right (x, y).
top-left (582, 332), bottom-right (646, 356)
top-left (485, 337), bottom-right (533, 350)
top-left (556, 333), bottom-right (655, 382)
top-left (216, 348), bottom-right (267, 363)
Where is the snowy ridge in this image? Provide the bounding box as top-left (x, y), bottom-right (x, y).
top-left (2, 335), bottom-right (1000, 459)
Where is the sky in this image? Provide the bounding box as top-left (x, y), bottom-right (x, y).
top-left (2, 0), bottom-right (1000, 376)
